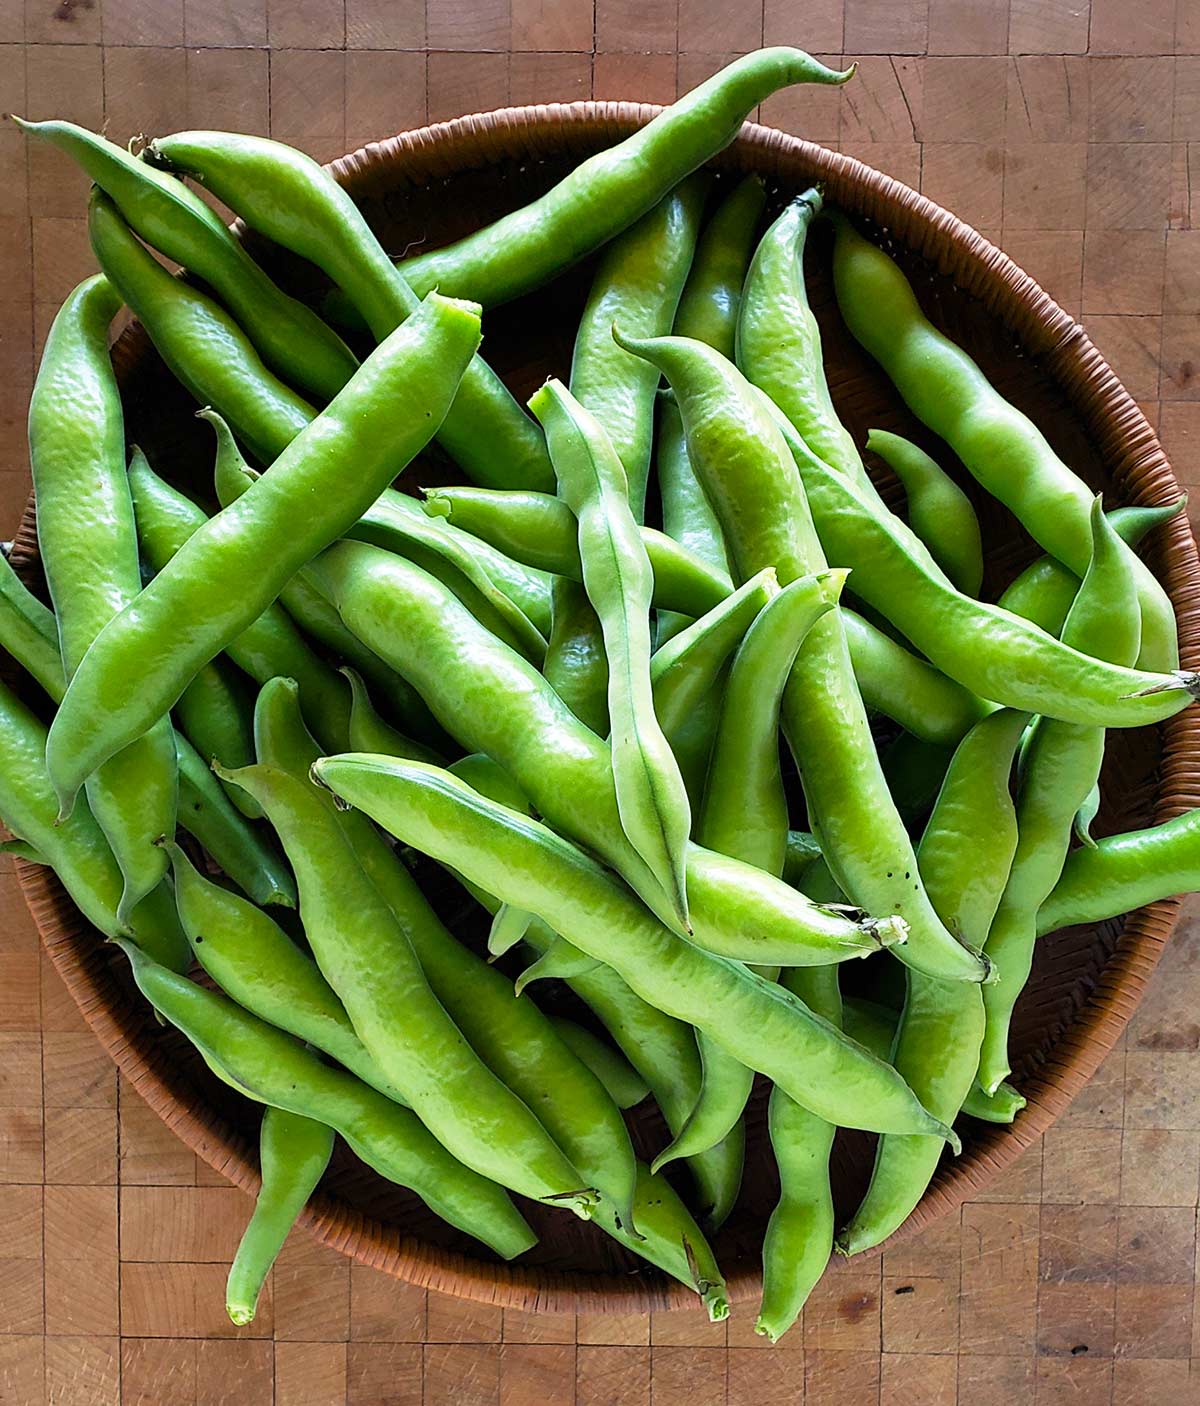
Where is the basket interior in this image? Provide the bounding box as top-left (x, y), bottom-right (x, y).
top-left (9, 111), bottom-right (1195, 1311)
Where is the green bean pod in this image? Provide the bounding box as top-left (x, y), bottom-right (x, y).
top-left (758, 965), bottom-right (840, 1343)
top-left (423, 486), bottom-right (735, 636)
top-left (226, 1108), bottom-right (334, 1325)
top-left (308, 542), bottom-right (903, 966)
top-left (841, 998), bottom-right (1025, 1124)
top-left (255, 678), bottom-right (639, 1235)
top-left (767, 403), bottom-right (1196, 728)
top-left (839, 708), bottom-right (1027, 1257)
top-left (999, 500), bottom-right (1185, 637)
top-left (550, 1019), bottom-right (649, 1109)
top-left (0, 676), bottom-right (187, 969)
top-left (543, 579), bottom-right (610, 737)
top-left (16, 118), bottom-right (358, 404)
top-left (616, 330), bottom-right (991, 984)
top-left (650, 569), bottom-right (777, 806)
top-left (148, 129), bottom-right (554, 494)
top-left (343, 667), bottom-right (443, 765)
top-left (128, 451), bottom-right (351, 753)
top-left (1037, 809), bottom-right (1200, 934)
top-left (841, 609), bottom-right (993, 748)
top-left (571, 177), bottom-right (708, 519)
top-left (218, 758), bottom-right (595, 1215)
top-left (737, 191), bottom-right (876, 498)
top-left (866, 429), bottom-right (983, 596)
top-left (830, 212), bottom-right (1179, 671)
top-left (388, 50), bottom-right (853, 306)
top-left (524, 922), bottom-right (744, 1232)
top-left (174, 659), bottom-right (260, 817)
top-left (29, 275), bottom-right (178, 920)
top-left (981, 500), bottom-right (1143, 1093)
top-left (116, 939), bottom-right (536, 1259)
top-left (207, 408), bottom-right (546, 669)
top-left (173, 737), bottom-right (296, 908)
top-left (47, 291), bottom-right (481, 811)
top-left (315, 755), bottom-right (957, 1145)
top-left (88, 190), bottom-right (316, 464)
top-left (655, 177), bottom-right (763, 631)
top-left (532, 379), bottom-right (693, 929)
top-left (661, 574), bottom-right (842, 1181)
top-left (167, 840), bottom-right (407, 1103)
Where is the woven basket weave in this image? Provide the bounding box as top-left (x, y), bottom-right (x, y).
top-left (9, 103), bottom-right (1200, 1315)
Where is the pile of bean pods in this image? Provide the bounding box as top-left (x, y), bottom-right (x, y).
top-left (4, 46), bottom-right (1198, 1339)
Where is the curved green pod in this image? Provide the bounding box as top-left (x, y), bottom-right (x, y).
top-left (29, 275), bottom-right (177, 920)
top-left (46, 291), bottom-right (480, 810)
top-left (314, 754), bottom-right (958, 1147)
top-left (226, 1109), bottom-right (334, 1325)
top-left (866, 429), bottom-right (983, 596)
top-left (571, 176), bottom-right (708, 519)
top-left (830, 212), bottom-right (1179, 671)
top-left (148, 128), bottom-right (555, 493)
top-left (15, 118), bottom-right (358, 404)
top-left (390, 49), bottom-right (854, 306)
top-left (116, 939), bottom-right (537, 1260)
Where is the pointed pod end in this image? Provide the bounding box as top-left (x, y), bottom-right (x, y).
top-left (943, 1124), bottom-right (963, 1156)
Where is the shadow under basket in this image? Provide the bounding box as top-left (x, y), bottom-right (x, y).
top-left (9, 104), bottom-right (1200, 1316)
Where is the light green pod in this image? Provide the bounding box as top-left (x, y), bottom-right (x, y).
top-left (29, 275), bottom-right (177, 920)
top-left (981, 501), bottom-right (1142, 1093)
top-left (737, 190), bottom-right (876, 499)
top-left (226, 1109), bottom-right (334, 1326)
top-left (115, 939), bottom-right (536, 1260)
top-left (167, 840), bottom-right (407, 1104)
top-left (839, 707), bottom-right (1027, 1258)
top-left (866, 429), bottom-right (983, 596)
top-left (532, 379), bottom-right (693, 930)
top-left (543, 578), bottom-right (610, 737)
top-left (650, 569), bottom-right (777, 806)
top-left (314, 755), bottom-right (959, 1146)
top-left (830, 212), bottom-right (1178, 672)
top-left (571, 176), bottom-right (708, 519)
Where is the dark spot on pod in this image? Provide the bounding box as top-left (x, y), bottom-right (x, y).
top-left (194, 934), bottom-right (204, 943)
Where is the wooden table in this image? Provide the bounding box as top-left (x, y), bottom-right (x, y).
top-left (3, 0), bottom-right (1200, 1400)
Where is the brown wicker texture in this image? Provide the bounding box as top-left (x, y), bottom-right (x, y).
top-left (9, 103), bottom-right (1200, 1317)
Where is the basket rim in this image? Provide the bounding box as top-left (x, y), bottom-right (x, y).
top-left (15, 97), bottom-right (1200, 1316)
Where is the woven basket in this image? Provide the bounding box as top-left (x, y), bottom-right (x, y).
top-left (10, 104), bottom-right (1200, 1316)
